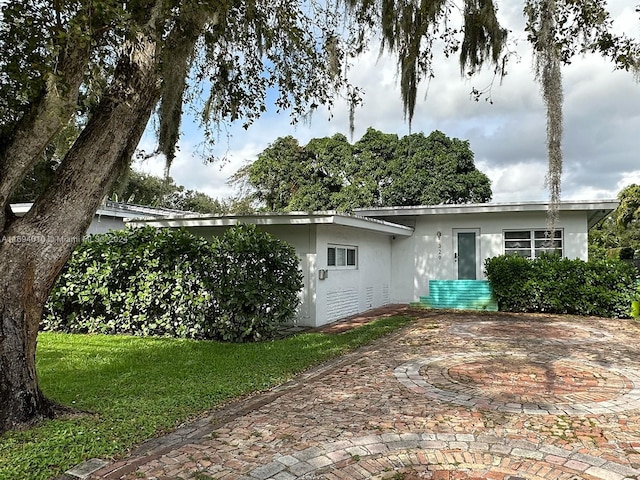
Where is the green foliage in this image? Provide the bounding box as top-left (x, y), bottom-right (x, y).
top-left (110, 170), bottom-right (227, 214)
top-left (2, 0), bottom-right (637, 434)
top-left (43, 227), bottom-right (217, 338)
top-left (177, 190), bottom-right (226, 214)
top-left (209, 225), bottom-right (303, 342)
top-left (383, 130), bottom-right (493, 206)
top-left (589, 186), bottom-right (640, 261)
top-left (483, 254), bottom-right (534, 312)
top-left (237, 128), bottom-right (492, 212)
top-left (9, 123), bottom-right (80, 203)
top-left (0, 316), bottom-right (412, 480)
top-left (589, 216), bottom-right (622, 260)
top-left (485, 254), bottom-right (637, 318)
top-left (617, 184), bottom-right (640, 228)
top-left (606, 247), bottom-right (635, 261)
top-left (0, 0), bottom-right (367, 161)
top-left (111, 171), bottom-right (180, 207)
top-left (13, 163), bottom-right (231, 214)
top-left (631, 280), bottom-right (640, 319)
top-left (239, 135), bottom-right (309, 211)
top-left (43, 225), bottom-right (303, 341)
top-left (0, 0), bottom-right (130, 130)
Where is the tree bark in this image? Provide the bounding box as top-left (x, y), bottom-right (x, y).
top-left (0, 24), bottom-right (162, 433)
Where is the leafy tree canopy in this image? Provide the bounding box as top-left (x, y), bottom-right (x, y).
top-left (616, 184), bottom-right (640, 228)
top-left (234, 128), bottom-right (492, 212)
top-left (113, 170), bottom-right (256, 214)
top-left (589, 184), bottom-right (640, 259)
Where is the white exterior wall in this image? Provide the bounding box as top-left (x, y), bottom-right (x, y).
top-left (389, 210), bottom-right (589, 304)
top-left (315, 225), bottom-right (393, 326)
top-left (87, 215), bottom-right (125, 234)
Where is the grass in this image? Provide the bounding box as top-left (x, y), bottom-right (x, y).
top-left (0, 315), bottom-right (412, 480)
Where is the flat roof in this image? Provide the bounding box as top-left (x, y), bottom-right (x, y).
top-left (355, 200), bottom-right (618, 229)
top-left (128, 211), bottom-right (416, 237)
top-left (128, 200), bottom-right (617, 233)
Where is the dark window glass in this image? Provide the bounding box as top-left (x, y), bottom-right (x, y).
top-left (327, 247), bottom-right (336, 266)
top-left (347, 248), bottom-right (356, 266)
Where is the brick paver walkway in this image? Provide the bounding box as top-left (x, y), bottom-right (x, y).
top-left (86, 310), bottom-right (640, 480)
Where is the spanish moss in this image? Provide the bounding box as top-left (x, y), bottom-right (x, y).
top-left (158, 9), bottom-right (208, 176)
top-left (376, 0), bottom-right (507, 129)
top-left (527, 0), bottom-right (563, 232)
top-left (459, 0), bottom-right (508, 76)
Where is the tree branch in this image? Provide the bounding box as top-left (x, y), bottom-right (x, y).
top-left (0, 16), bottom-right (94, 230)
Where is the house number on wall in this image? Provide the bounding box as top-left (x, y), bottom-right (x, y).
top-left (437, 231), bottom-right (442, 260)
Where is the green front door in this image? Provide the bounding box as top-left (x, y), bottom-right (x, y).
top-left (457, 232), bottom-right (477, 280)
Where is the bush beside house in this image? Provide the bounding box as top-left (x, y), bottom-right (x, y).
top-left (485, 254), bottom-right (637, 318)
top-left (42, 225), bottom-right (303, 342)
top-left (209, 224), bottom-right (304, 341)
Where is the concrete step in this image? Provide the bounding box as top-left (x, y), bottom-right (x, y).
top-left (420, 280), bottom-right (498, 311)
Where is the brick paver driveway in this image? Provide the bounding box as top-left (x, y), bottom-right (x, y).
top-left (90, 310), bottom-right (640, 480)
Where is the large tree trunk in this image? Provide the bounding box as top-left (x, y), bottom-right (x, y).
top-left (0, 243), bottom-right (58, 429)
top-left (0, 25), bottom-right (162, 433)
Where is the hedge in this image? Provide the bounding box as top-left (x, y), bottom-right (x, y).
top-left (209, 223), bottom-right (304, 341)
top-left (484, 254), bottom-right (637, 318)
top-left (42, 225), bottom-right (303, 342)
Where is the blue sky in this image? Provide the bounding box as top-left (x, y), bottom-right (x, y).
top-left (135, 0), bottom-right (640, 204)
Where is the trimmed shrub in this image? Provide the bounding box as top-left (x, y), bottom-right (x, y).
top-left (43, 225), bottom-right (303, 341)
top-left (209, 225), bottom-right (303, 342)
top-left (485, 254), bottom-right (637, 318)
top-left (480, 254), bottom-right (534, 312)
top-left (43, 226), bottom-right (217, 338)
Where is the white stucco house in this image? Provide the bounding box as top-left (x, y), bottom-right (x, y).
top-left (129, 200), bottom-right (616, 327)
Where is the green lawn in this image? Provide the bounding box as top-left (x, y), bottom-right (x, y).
top-left (0, 315), bottom-right (412, 480)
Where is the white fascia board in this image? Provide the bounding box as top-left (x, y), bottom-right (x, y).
top-left (128, 212), bottom-right (415, 236)
top-left (127, 213), bottom-right (331, 228)
top-left (95, 208), bottom-right (157, 220)
top-left (356, 200), bottom-right (619, 217)
top-left (330, 214), bottom-right (414, 236)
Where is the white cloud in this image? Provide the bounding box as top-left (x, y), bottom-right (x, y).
top-left (477, 160), bottom-right (548, 202)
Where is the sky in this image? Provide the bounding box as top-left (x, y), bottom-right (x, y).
top-left (134, 0), bottom-right (640, 204)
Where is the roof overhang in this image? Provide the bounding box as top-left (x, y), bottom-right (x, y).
top-left (128, 211), bottom-right (415, 237)
top-left (10, 201), bottom-right (183, 220)
top-left (356, 200), bottom-right (618, 229)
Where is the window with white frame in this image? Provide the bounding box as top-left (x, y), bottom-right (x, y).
top-left (327, 245), bottom-right (357, 269)
top-left (504, 229), bottom-right (563, 258)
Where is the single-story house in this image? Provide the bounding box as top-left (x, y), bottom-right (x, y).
top-left (128, 200), bottom-right (617, 327)
top-left (11, 200), bottom-right (186, 235)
